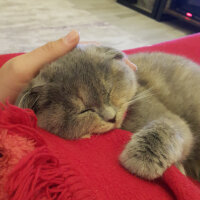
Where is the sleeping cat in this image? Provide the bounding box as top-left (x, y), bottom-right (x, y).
top-left (16, 45), bottom-right (200, 181)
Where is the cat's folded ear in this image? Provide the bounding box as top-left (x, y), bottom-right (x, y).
top-left (82, 45), bottom-right (125, 60)
top-left (96, 46), bottom-right (138, 71)
top-left (99, 47), bottom-right (125, 60)
top-left (16, 85), bottom-right (43, 113)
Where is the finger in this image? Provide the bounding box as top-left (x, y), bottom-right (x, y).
top-left (12, 30), bottom-right (80, 79)
top-left (124, 58), bottom-right (138, 71)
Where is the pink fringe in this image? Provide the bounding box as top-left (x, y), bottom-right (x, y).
top-left (6, 145), bottom-right (94, 200)
top-left (0, 130), bottom-right (35, 200)
top-left (0, 102), bottom-right (44, 147)
top-left (0, 103), bottom-right (94, 200)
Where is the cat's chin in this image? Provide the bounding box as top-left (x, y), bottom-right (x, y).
top-left (92, 121), bottom-right (124, 135)
top-left (91, 124), bottom-right (115, 135)
top-left (80, 116), bottom-right (125, 137)
top-left (81, 134), bottom-right (91, 139)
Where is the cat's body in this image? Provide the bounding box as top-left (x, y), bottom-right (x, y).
top-left (16, 46), bottom-right (200, 181)
top-left (122, 53), bottom-right (200, 180)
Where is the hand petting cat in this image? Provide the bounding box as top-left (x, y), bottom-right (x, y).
top-left (0, 30), bottom-right (80, 104)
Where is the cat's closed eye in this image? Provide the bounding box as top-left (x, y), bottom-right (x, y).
top-left (79, 108), bottom-right (95, 114)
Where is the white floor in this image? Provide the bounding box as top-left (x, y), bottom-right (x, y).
top-left (0, 0), bottom-right (198, 54)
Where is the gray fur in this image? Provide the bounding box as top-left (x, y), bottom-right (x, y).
top-left (16, 45), bottom-right (137, 139)
top-left (16, 46), bottom-right (200, 181)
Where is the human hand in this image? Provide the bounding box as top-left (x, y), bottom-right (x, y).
top-left (0, 30), bottom-right (80, 104)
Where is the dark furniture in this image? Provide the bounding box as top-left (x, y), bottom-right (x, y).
top-left (117, 0), bottom-right (200, 28)
top-left (156, 0), bottom-right (200, 27)
top-left (117, 0), bottom-right (161, 18)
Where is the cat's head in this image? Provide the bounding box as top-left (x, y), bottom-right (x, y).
top-left (16, 45), bottom-right (137, 139)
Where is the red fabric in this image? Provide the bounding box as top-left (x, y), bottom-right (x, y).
top-left (0, 33), bottom-right (200, 200)
top-left (123, 33), bottom-right (200, 64)
top-left (0, 104), bottom-right (200, 200)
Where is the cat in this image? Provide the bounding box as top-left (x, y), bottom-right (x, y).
top-left (16, 45), bottom-right (200, 181)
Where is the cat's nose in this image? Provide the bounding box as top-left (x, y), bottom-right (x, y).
top-left (107, 115), bottom-right (116, 123)
top-left (100, 106), bottom-right (116, 123)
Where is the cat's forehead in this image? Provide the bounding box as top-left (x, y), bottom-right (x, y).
top-left (57, 45), bottom-right (128, 80)
top-left (78, 45), bottom-right (125, 59)
top-left (63, 45), bottom-right (125, 63)
top-left (40, 45), bottom-right (135, 103)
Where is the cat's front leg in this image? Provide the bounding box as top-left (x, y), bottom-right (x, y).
top-left (119, 117), bottom-right (193, 180)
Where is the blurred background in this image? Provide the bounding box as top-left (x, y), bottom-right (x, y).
top-left (0, 0), bottom-right (199, 54)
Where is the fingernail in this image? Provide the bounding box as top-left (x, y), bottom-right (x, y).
top-left (63, 30), bottom-right (79, 44)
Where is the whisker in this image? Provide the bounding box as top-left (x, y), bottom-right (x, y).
top-left (127, 88), bottom-right (155, 106)
top-left (17, 90), bottom-right (31, 107)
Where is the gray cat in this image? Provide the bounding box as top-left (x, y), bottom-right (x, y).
top-left (16, 45), bottom-right (200, 181)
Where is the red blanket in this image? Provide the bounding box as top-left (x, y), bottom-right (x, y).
top-left (0, 33), bottom-right (200, 200)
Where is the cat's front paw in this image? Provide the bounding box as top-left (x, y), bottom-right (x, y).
top-left (119, 133), bottom-right (173, 180)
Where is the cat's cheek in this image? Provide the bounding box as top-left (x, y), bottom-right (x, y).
top-left (115, 118), bottom-right (126, 129)
top-left (87, 115), bottom-right (115, 134)
top-left (115, 106), bottom-right (129, 128)
top-left (116, 118), bottom-right (124, 128)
